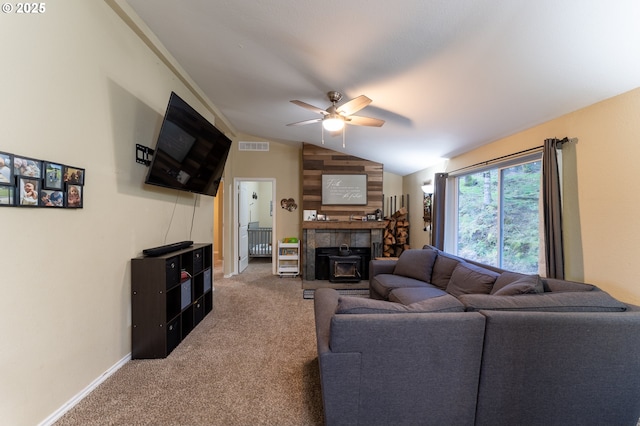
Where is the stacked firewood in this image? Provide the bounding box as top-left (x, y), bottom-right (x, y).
top-left (383, 207), bottom-right (410, 257)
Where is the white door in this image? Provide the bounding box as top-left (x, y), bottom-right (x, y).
top-left (238, 182), bottom-right (249, 272)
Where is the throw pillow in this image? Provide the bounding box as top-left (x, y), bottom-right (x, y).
top-left (393, 249), bottom-right (438, 283)
top-left (336, 294), bottom-right (464, 314)
top-left (492, 274), bottom-right (544, 295)
top-left (446, 262), bottom-right (500, 297)
top-left (491, 271), bottom-right (528, 294)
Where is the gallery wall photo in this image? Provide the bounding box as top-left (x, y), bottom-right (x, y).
top-left (0, 150), bottom-right (85, 208)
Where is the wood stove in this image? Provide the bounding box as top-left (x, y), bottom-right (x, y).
top-left (315, 247), bottom-right (371, 281)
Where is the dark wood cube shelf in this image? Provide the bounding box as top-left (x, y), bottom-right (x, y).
top-left (131, 243), bottom-right (213, 359)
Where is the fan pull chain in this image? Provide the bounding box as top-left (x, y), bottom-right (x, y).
top-left (342, 126), bottom-right (346, 148)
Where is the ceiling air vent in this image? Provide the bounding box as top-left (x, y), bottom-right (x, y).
top-left (238, 141), bottom-right (269, 152)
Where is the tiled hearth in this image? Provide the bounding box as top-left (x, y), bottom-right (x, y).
top-left (301, 221), bottom-right (384, 281)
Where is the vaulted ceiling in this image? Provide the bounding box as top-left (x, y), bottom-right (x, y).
top-left (125, 0), bottom-right (640, 176)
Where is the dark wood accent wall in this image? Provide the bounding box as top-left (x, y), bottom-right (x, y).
top-left (302, 143), bottom-right (383, 221)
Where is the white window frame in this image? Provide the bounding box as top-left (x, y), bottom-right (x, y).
top-left (447, 152), bottom-right (543, 271)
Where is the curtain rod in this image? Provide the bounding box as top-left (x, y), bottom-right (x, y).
top-left (446, 137), bottom-right (576, 175)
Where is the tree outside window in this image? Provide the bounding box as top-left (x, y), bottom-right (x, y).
top-left (456, 158), bottom-right (541, 274)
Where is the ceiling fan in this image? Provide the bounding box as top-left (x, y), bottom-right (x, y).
top-left (287, 91), bottom-right (385, 138)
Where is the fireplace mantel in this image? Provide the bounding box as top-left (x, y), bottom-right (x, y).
top-left (302, 221), bottom-right (386, 230)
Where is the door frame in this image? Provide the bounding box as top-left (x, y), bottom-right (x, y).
top-left (233, 177), bottom-right (277, 275)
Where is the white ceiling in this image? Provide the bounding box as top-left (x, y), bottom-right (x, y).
top-left (125, 0), bottom-right (640, 176)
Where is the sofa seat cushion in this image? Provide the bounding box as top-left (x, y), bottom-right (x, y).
top-left (446, 262), bottom-right (500, 297)
top-left (458, 291), bottom-right (628, 312)
top-left (389, 286), bottom-right (449, 304)
top-left (370, 273), bottom-right (433, 299)
top-left (392, 248), bottom-right (438, 282)
top-left (336, 293), bottom-right (465, 314)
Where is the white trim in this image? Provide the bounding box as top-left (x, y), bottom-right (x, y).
top-left (39, 353), bottom-right (131, 426)
top-left (233, 177), bottom-right (277, 276)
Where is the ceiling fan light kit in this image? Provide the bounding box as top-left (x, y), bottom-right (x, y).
top-left (288, 91), bottom-right (384, 147)
top-left (322, 115), bottom-right (344, 131)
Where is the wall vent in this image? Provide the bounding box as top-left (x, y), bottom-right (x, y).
top-left (239, 141), bottom-right (270, 151)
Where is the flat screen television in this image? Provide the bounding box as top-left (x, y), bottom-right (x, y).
top-left (144, 92), bottom-right (231, 197)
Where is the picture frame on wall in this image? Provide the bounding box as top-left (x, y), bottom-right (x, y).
top-left (0, 151), bottom-right (13, 185)
top-left (66, 184), bottom-right (83, 208)
top-left (40, 189), bottom-right (65, 207)
top-left (0, 185), bottom-right (15, 206)
top-left (13, 156), bottom-right (42, 179)
top-left (321, 174), bottom-right (368, 205)
top-left (64, 166), bottom-right (85, 185)
top-left (43, 161), bottom-right (64, 190)
top-left (17, 177), bottom-right (40, 207)
top-left (0, 149), bottom-right (86, 209)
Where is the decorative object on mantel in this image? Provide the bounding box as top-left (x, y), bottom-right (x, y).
top-left (0, 150), bottom-right (85, 208)
top-left (280, 198), bottom-right (297, 212)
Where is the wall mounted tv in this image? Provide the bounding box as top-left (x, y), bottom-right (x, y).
top-left (144, 92), bottom-right (231, 197)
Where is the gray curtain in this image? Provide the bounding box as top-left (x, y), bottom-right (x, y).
top-left (542, 138), bottom-right (565, 278)
top-left (431, 172), bottom-right (448, 250)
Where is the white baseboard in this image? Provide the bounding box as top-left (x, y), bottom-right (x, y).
top-left (38, 353), bottom-right (131, 426)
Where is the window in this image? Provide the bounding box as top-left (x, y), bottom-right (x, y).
top-left (455, 156), bottom-right (541, 274)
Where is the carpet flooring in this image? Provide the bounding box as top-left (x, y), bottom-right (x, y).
top-left (55, 258), bottom-right (324, 426)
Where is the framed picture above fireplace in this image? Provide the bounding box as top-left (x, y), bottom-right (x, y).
top-left (321, 174), bottom-right (367, 205)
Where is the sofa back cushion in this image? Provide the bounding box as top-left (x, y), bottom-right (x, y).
top-left (392, 248), bottom-right (437, 283)
top-left (430, 253), bottom-right (463, 289)
top-left (446, 262), bottom-right (500, 297)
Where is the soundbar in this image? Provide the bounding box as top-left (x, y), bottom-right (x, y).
top-left (143, 240), bottom-right (193, 257)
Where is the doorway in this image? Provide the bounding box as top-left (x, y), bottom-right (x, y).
top-left (234, 178), bottom-right (276, 275)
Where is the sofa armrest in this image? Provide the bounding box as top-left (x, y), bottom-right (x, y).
top-left (313, 288), bottom-right (339, 354)
top-left (369, 259), bottom-right (397, 277)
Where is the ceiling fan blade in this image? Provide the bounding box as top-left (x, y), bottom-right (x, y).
top-left (290, 100), bottom-right (328, 116)
top-left (346, 115), bottom-right (385, 127)
top-left (286, 118), bottom-right (322, 126)
top-left (336, 95), bottom-right (372, 116)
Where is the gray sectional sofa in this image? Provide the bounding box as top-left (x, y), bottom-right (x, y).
top-left (313, 246), bottom-right (640, 426)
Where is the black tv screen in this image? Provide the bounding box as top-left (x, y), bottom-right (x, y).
top-left (145, 92), bottom-right (231, 197)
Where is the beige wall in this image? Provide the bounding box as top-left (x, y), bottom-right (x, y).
top-left (404, 164), bottom-right (447, 249)
top-left (220, 135), bottom-right (301, 276)
top-left (0, 2), bottom-right (234, 424)
top-left (418, 87), bottom-right (640, 305)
